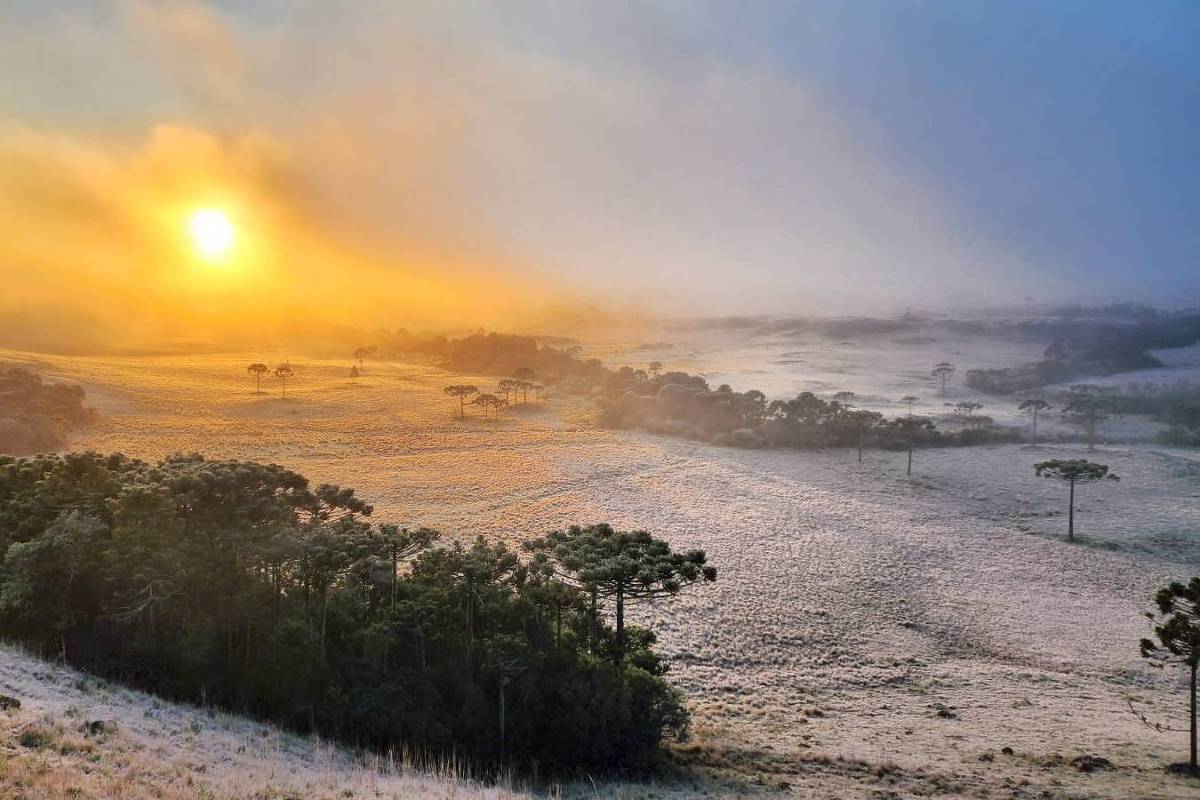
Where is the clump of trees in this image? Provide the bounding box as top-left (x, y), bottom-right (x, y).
top-left (1139, 579), bottom-right (1200, 774)
top-left (0, 452), bottom-right (701, 774)
top-left (965, 336), bottom-right (1165, 396)
top-left (597, 370), bottom-right (1018, 454)
top-left (1033, 458), bottom-right (1118, 540)
top-left (0, 367), bottom-right (91, 455)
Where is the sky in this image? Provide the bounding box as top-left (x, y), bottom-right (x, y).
top-left (1, 1), bottom-right (1197, 345)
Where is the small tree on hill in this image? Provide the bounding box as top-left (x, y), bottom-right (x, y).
top-left (1033, 459), bottom-right (1118, 541)
top-left (524, 524), bottom-right (715, 664)
top-left (901, 395), bottom-right (919, 416)
top-left (274, 363), bottom-right (295, 399)
top-left (932, 362), bottom-right (956, 395)
top-left (1018, 398), bottom-right (1052, 443)
top-left (247, 363), bottom-right (269, 394)
top-left (1139, 578), bottom-right (1200, 772)
top-left (443, 385), bottom-right (478, 418)
top-left (1061, 385), bottom-right (1117, 450)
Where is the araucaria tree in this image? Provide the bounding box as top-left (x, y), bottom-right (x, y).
top-left (1033, 459), bottom-right (1118, 541)
top-left (1018, 398), bottom-right (1052, 443)
top-left (900, 395), bottom-right (919, 416)
top-left (1060, 385), bottom-right (1116, 450)
top-left (513, 367), bottom-right (536, 403)
top-left (247, 363), bottom-right (269, 394)
top-left (648, 361), bottom-right (663, 378)
top-left (890, 416), bottom-right (934, 476)
top-left (932, 362), bottom-right (956, 395)
top-left (473, 392), bottom-right (500, 418)
top-left (1139, 578), bottom-right (1200, 772)
top-left (443, 384), bottom-right (479, 418)
top-left (274, 363), bottom-right (295, 399)
top-left (524, 524), bottom-right (716, 664)
top-left (842, 409), bottom-right (883, 462)
top-left (353, 347), bottom-right (370, 370)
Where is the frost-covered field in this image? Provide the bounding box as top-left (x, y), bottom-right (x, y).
top-left (4, 341), bottom-right (1200, 798)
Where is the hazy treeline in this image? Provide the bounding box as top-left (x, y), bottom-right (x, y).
top-left (965, 310), bottom-right (1200, 395)
top-left (0, 453), bottom-right (695, 773)
top-left (0, 367), bottom-right (91, 455)
top-left (596, 369), bottom-right (1018, 450)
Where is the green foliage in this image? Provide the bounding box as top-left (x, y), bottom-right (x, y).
top-left (1140, 579), bottom-right (1200, 768)
top-left (0, 453), bottom-right (692, 774)
top-left (525, 524), bottom-right (714, 664)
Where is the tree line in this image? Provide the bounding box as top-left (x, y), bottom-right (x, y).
top-left (0, 367), bottom-right (91, 455)
top-left (0, 452), bottom-right (714, 774)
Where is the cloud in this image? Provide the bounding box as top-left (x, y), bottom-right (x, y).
top-left (0, 1), bottom-right (1065, 350)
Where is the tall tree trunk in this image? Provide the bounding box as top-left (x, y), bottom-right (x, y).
top-left (390, 545), bottom-right (398, 612)
top-left (498, 679), bottom-right (507, 761)
top-left (1191, 661), bottom-right (1197, 768)
top-left (906, 444), bottom-right (913, 476)
top-left (615, 583), bottom-right (625, 665)
top-left (1068, 478), bottom-right (1075, 541)
top-left (588, 587), bottom-right (597, 654)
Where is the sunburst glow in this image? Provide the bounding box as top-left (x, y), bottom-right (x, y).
top-left (187, 209), bottom-right (235, 262)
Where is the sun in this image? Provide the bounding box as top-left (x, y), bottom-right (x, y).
top-left (187, 208), bottom-right (236, 262)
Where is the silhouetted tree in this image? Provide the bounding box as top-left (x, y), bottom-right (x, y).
top-left (247, 363), bottom-right (269, 394)
top-left (443, 384), bottom-right (478, 418)
top-left (525, 524), bottom-right (715, 664)
top-left (932, 362), bottom-right (956, 395)
top-left (377, 525), bottom-right (439, 611)
top-left (901, 395), bottom-right (919, 416)
top-left (353, 347), bottom-right (370, 370)
top-left (1018, 398), bottom-right (1052, 443)
top-left (513, 368), bottom-right (536, 402)
top-left (497, 379), bottom-right (517, 403)
top-left (843, 409), bottom-right (883, 462)
top-left (648, 361), bottom-right (663, 378)
top-left (954, 400), bottom-right (982, 417)
top-left (1033, 459), bottom-right (1118, 541)
top-left (1140, 578), bottom-right (1200, 771)
top-left (890, 416), bottom-right (934, 475)
top-left (833, 391), bottom-right (857, 408)
top-left (274, 363), bottom-right (294, 399)
top-left (474, 392), bottom-right (499, 417)
top-left (1061, 385), bottom-right (1117, 450)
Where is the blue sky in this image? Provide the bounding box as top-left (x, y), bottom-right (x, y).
top-left (1, 1), bottom-right (1197, 316)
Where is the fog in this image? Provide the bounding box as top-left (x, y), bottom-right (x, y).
top-left (1, 2), bottom-right (1197, 350)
